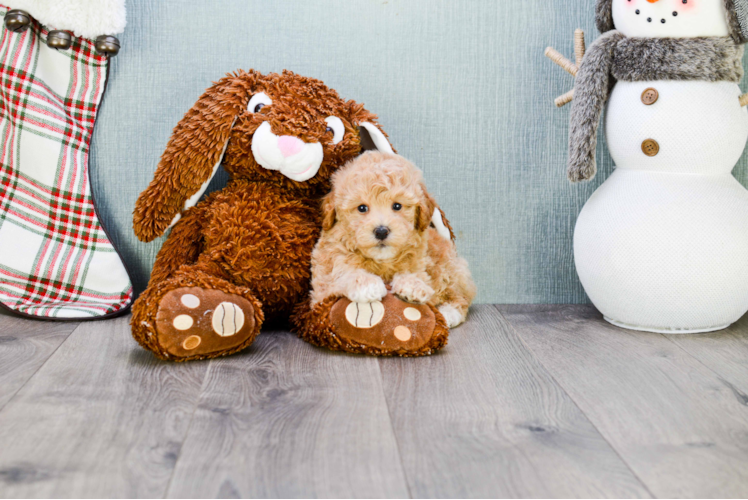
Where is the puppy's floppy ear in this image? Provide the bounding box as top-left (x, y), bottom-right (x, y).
top-left (415, 187), bottom-right (437, 232)
top-left (358, 122), bottom-right (395, 154)
top-left (133, 71), bottom-right (257, 242)
top-left (321, 193), bottom-right (337, 231)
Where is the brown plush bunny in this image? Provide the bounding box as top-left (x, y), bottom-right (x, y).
top-left (131, 70), bottom-right (451, 361)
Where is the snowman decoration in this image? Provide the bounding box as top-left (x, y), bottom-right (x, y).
top-left (547, 0), bottom-right (748, 333)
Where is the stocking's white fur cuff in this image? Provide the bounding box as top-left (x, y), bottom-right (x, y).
top-left (7, 0), bottom-right (126, 39)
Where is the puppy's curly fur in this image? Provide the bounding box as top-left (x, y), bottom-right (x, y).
top-left (310, 152), bottom-right (476, 328)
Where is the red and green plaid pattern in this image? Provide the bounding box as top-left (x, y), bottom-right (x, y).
top-left (0, 6), bottom-right (132, 319)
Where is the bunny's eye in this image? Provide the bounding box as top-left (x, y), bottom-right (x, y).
top-left (325, 116), bottom-right (345, 145)
top-left (248, 92), bottom-right (272, 114)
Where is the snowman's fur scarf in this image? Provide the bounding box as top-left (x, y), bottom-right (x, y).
top-left (568, 31), bottom-right (744, 182)
top-left (612, 37), bottom-right (744, 82)
top-left (568, 31), bottom-right (623, 182)
top-left (596, 0), bottom-right (748, 44)
top-left (7, 0), bottom-right (127, 39)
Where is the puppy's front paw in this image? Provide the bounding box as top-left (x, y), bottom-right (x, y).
top-left (347, 274), bottom-right (388, 303)
top-left (392, 274), bottom-right (434, 304)
top-left (439, 304), bottom-right (466, 328)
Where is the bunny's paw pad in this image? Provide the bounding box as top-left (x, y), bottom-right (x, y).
top-left (155, 287), bottom-right (258, 359)
top-left (329, 293), bottom-right (448, 356)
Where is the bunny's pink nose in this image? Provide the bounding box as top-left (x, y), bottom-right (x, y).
top-left (278, 136), bottom-right (304, 158)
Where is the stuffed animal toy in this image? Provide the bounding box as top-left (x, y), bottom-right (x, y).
top-left (292, 152), bottom-right (475, 357)
top-left (547, 0), bottom-right (748, 333)
top-left (0, 2), bottom-right (130, 320)
top-left (131, 70), bottom-right (454, 361)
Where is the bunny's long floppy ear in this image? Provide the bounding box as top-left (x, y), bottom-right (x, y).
top-left (133, 74), bottom-right (252, 242)
top-left (416, 186), bottom-right (454, 241)
top-left (358, 122), bottom-right (395, 154)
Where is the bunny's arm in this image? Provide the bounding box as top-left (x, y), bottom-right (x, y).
top-left (147, 202), bottom-right (208, 286)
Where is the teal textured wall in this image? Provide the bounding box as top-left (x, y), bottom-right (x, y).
top-left (90, 0), bottom-right (748, 303)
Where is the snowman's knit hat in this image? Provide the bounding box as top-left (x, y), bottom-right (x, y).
top-left (596, 0), bottom-right (748, 43)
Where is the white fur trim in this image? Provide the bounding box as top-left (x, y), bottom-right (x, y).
top-left (8, 0), bottom-right (127, 39)
top-left (359, 122), bottom-right (394, 154)
top-left (431, 210), bottom-right (451, 241)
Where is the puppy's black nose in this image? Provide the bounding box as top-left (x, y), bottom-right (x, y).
top-left (374, 226), bottom-right (390, 241)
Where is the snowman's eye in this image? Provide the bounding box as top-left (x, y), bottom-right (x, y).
top-left (248, 92), bottom-right (272, 114)
top-left (325, 116), bottom-right (345, 145)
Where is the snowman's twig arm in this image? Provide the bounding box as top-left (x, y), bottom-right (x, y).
top-left (574, 29), bottom-right (586, 66)
top-left (545, 30), bottom-right (586, 108)
top-left (545, 47), bottom-right (578, 77)
top-left (740, 93), bottom-right (748, 107)
top-left (555, 89), bottom-right (575, 108)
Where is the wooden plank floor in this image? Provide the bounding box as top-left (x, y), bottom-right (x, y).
top-left (0, 304), bottom-right (747, 498)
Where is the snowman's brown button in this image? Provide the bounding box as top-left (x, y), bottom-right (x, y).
top-left (641, 88), bottom-right (659, 105)
top-left (642, 139), bottom-right (660, 157)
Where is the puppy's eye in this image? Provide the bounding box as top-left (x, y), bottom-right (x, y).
top-left (325, 116), bottom-right (345, 145)
top-left (392, 203), bottom-right (402, 211)
top-left (357, 204), bottom-right (369, 214)
top-left (248, 92), bottom-right (272, 114)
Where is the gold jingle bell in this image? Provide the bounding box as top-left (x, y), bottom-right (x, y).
top-left (5, 9), bottom-right (31, 33)
top-left (47, 30), bottom-right (72, 50)
top-left (94, 35), bottom-right (120, 57)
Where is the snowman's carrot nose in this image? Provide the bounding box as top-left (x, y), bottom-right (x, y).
top-left (646, 0), bottom-right (661, 3)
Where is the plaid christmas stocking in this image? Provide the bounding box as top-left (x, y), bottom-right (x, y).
top-left (0, 4), bottom-right (132, 319)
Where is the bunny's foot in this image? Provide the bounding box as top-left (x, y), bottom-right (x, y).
top-left (153, 287), bottom-right (259, 359)
top-left (293, 293), bottom-right (449, 357)
top-left (132, 273), bottom-right (263, 361)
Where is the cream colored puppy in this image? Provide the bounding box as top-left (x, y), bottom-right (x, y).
top-left (310, 152), bottom-right (476, 327)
